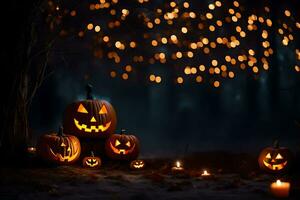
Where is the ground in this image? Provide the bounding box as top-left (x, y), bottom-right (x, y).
top-left (1, 153), bottom-right (299, 199)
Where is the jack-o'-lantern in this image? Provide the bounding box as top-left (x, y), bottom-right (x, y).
top-left (105, 129), bottom-right (140, 160)
top-left (82, 151), bottom-right (101, 168)
top-left (258, 141), bottom-right (291, 173)
top-left (37, 126), bottom-right (81, 164)
top-left (63, 84), bottom-right (117, 138)
top-left (130, 159), bottom-right (145, 169)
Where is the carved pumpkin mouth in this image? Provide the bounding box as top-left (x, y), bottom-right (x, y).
top-left (74, 119), bottom-right (111, 133)
top-left (133, 164), bottom-right (144, 168)
top-left (263, 160), bottom-right (287, 170)
top-left (86, 159), bottom-right (99, 167)
top-left (49, 147), bottom-right (80, 162)
top-left (109, 142), bottom-right (136, 155)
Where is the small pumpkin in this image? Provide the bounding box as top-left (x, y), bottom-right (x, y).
top-left (130, 159), bottom-right (145, 170)
top-left (82, 151), bottom-right (101, 168)
top-left (37, 126), bottom-right (81, 164)
top-left (258, 140), bottom-right (292, 173)
top-left (105, 129), bottom-right (140, 160)
top-left (63, 84), bottom-right (117, 138)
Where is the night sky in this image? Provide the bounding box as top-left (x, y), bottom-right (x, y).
top-left (29, 0), bottom-right (300, 157)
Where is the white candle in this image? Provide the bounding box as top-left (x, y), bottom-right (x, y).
top-left (171, 161), bottom-right (184, 173)
top-left (270, 180), bottom-right (290, 198)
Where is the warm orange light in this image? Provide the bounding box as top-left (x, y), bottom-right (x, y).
top-left (87, 23), bottom-right (94, 30)
top-left (149, 74), bottom-right (155, 81)
top-left (196, 76), bottom-right (202, 83)
top-left (201, 170), bottom-right (211, 176)
top-left (213, 81), bottom-right (220, 88)
top-left (177, 77), bottom-right (183, 84)
top-left (103, 36), bottom-right (109, 42)
top-left (270, 180), bottom-right (290, 198)
top-left (284, 10), bottom-right (291, 17)
top-left (155, 76), bottom-right (161, 83)
top-left (151, 40), bottom-right (158, 46)
top-left (122, 73), bottom-right (129, 80)
top-left (228, 71), bottom-right (235, 78)
top-left (110, 71), bottom-right (116, 78)
top-left (199, 65), bottom-right (205, 71)
top-left (94, 25), bottom-right (101, 32)
top-left (181, 27), bottom-right (188, 33)
top-left (206, 13), bottom-right (213, 19)
top-left (212, 60), bottom-right (218, 66)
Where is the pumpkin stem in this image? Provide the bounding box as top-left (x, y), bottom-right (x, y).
top-left (273, 140), bottom-right (279, 148)
top-left (58, 126), bottom-right (64, 136)
top-left (121, 129), bottom-right (126, 134)
top-left (86, 84), bottom-right (94, 100)
top-left (91, 151), bottom-right (94, 157)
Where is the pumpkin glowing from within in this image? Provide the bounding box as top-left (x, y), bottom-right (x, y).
top-left (63, 84), bottom-right (117, 138)
top-left (105, 129), bottom-right (140, 160)
top-left (37, 127), bottom-right (81, 164)
top-left (130, 159), bottom-right (145, 169)
top-left (258, 141), bottom-right (291, 173)
top-left (82, 152), bottom-right (101, 168)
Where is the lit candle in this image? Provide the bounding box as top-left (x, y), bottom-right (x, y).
top-left (27, 147), bottom-right (36, 154)
top-left (201, 170), bottom-right (211, 177)
top-left (270, 180), bottom-right (290, 198)
top-left (171, 161), bottom-right (184, 173)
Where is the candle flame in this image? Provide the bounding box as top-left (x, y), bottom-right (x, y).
top-left (201, 170), bottom-right (211, 176)
top-left (276, 180), bottom-right (282, 185)
top-left (176, 161), bottom-right (181, 168)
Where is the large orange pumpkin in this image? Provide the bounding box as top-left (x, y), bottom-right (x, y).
top-left (258, 141), bottom-right (291, 173)
top-left (105, 129), bottom-right (140, 160)
top-left (37, 127), bottom-right (81, 164)
top-left (63, 84), bottom-right (117, 138)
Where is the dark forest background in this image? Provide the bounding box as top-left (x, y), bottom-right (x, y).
top-left (1, 0), bottom-right (300, 158)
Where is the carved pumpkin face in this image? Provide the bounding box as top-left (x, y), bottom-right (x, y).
top-left (37, 127), bottom-right (81, 164)
top-left (105, 130), bottom-right (140, 160)
top-left (82, 152), bottom-right (101, 168)
top-left (258, 142), bottom-right (291, 173)
top-left (130, 160), bottom-right (145, 169)
top-left (64, 100), bottom-right (117, 138)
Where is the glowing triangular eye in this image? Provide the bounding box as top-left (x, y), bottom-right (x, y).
top-left (115, 140), bottom-right (121, 146)
top-left (276, 153), bottom-right (283, 159)
top-left (126, 141), bottom-right (131, 147)
top-left (77, 104), bottom-right (88, 113)
top-left (92, 159), bottom-right (97, 162)
top-left (67, 147), bottom-right (71, 152)
top-left (87, 159), bottom-right (92, 162)
top-left (265, 153), bottom-right (271, 159)
top-left (99, 105), bottom-right (108, 114)
top-left (61, 142), bottom-right (66, 147)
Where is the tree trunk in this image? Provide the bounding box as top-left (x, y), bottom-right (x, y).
top-left (0, 0), bottom-right (48, 159)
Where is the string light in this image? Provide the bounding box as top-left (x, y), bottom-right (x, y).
top-left (49, 0), bottom-right (300, 88)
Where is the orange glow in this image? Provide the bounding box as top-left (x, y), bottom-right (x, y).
top-left (199, 65), bottom-right (205, 71)
top-left (196, 76), bottom-right (203, 83)
top-left (228, 71), bottom-right (235, 78)
top-left (122, 73), bottom-right (129, 80)
top-left (213, 81), bottom-right (220, 88)
top-left (87, 23), bottom-right (94, 30)
top-left (177, 77), bottom-right (183, 84)
top-left (155, 76), bottom-right (162, 83)
top-left (212, 60), bottom-right (218, 66)
top-left (110, 71), bottom-right (116, 78)
top-left (181, 27), bottom-right (188, 33)
top-left (253, 66), bottom-right (259, 73)
top-left (149, 74), bottom-right (155, 81)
